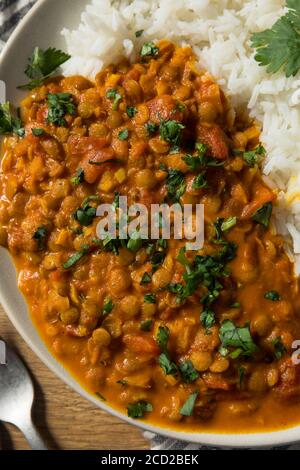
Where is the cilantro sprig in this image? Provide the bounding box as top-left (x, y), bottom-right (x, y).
top-left (19, 47), bottom-right (70, 90)
top-left (251, 1), bottom-right (300, 77)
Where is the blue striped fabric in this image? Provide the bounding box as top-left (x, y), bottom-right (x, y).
top-left (0, 0), bottom-right (299, 452)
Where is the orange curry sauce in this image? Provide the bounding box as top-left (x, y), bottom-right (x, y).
top-left (1, 40), bottom-right (300, 433)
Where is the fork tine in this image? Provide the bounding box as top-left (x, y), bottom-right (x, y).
top-left (0, 340), bottom-right (6, 365)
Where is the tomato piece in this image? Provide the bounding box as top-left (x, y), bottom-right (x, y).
top-left (197, 123), bottom-right (229, 160)
top-left (68, 136), bottom-right (116, 184)
top-left (147, 95), bottom-right (183, 124)
top-left (241, 181), bottom-right (276, 219)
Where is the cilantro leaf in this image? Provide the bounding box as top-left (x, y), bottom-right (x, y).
top-left (126, 106), bottom-right (137, 118)
top-left (47, 93), bottom-right (76, 126)
top-left (182, 143), bottom-right (224, 170)
top-left (32, 128), bottom-right (45, 136)
top-left (158, 352), bottom-right (178, 376)
top-left (0, 103), bottom-right (25, 137)
top-left (273, 337), bottom-right (287, 360)
top-left (140, 319), bottom-right (153, 332)
top-left (118, 128), bottom-right (129, 140)
top-left (219, 320), bottom-right (259, 358)
top-left (156, 326), bottom-right (170, 350)
top-left (192, 172), bottom-right (208, 189)
top-left (102, 298), bottom-right (114, 316)
top-left (140, 272), bottom-right (152, 285)
top-left (180, 391), bottom-right (199, 417)
top-left (200, 310), bottom-right (216, 334)
top-left (19, 47), bottom-right (70, 90)
top-left (159, 120), bottom-right (185, 146)
top-left (145, 121), bottom-right (159, 135)
top-left (251, 1), bottom-right (300, 77)
top-left (71, 168), bottom-right (85, 186)
top-left (33, 225), bottom-right (48, 250)
top-left (265, 290), bottom-right (281, 301)
top-left (140, 42), bottom-right (159, 57)
top-left (243, 145), bottom-right (266, 167)
top-left (179, 360), bottom-right (199, 383)
top-left (127, 401), bottom-right (153, 419)
top-left (144, 293), bottom-right (156, 304)
top-left (165, 168), bottom-right (186, 202)
top-left (252, 202), bottom-right (273, 228)
top-left (73, 196), bottom-right (99, 227)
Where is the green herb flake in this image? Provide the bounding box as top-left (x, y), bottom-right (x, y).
top-left (252, 202), bottom-right (273, 228)
top-left (238, 366), bottom-right (246, 388)
top-left (200, 310), bottom-right (216, 334)
top-left (144, 293), bottom-right (156, 304)
top-left (159, 120), bottom-right (185, 146)
top-left (118, 128), bottom-right (129, 141)
top-left (158, 352), bottom-right (178, 376)
top-left (243, 145), bottom-right (266, 167)
top-left (95, 392), bottom-right (106, 401)
top-left (145, 121), bottom-right (159, 135)
top-left (165, 168), bottom-right (186, 202)
top-left (264, 290), bottom-right (281, 301)
top-left (127, 233), bottom-right (143, 252)
top-left (192, 172), bottom-right (208, 190)
top-left (140, 319), bottom-right (153, 332)
top-left (18, 47), bottom-right (70, 90)
top-left (251, 1), bottom-right (300, 77)
top-left (126, 106), bottom-right (137, 118)
top-left (179, 360), bottom-right (199, 383)
top-left (150, 251), bottom-right (166, 272)
top-left (273, 337), bottom-right (287, 360)
top-left (182, 143), bottom-right (223, 170)
top-left (140, 42), bottom-right (159, 57)
top-left (106, 88), bottom-right (123, 111)
top-left (73, 196), bottom-right (98, 227)
top-left (140, 272), bottom-right (152, 285)
top-left (221, 216), bottom-right (237, 232)
top-left (117, 380), bottom-right (127, 386)
top-left (33, 225), bottom-right (48, 250)
top-left (102, 298), bottom-right (114, 316)
top-left (47, 93), bottom-right (76, 126)
top-left (0, 102), bottom-right (25, 137)
top-left (180, 391), bottom-right (199, 417)
top-left (219, 320), bottom-right (259, 358)
top-left (135, 30), bottom-right (144, 38)
top-left (156, 326), bottom-right (170, 350)
top-left (231, 302), bottom-right (241, 308)
top-left (63, 245), bottom-right (90, 269)
top-left (71, 168), bottom-right (85, 186)
top-left (127, 401), bottom-right (153, 419)
top-left (32, 128), bottom-right (45, 136)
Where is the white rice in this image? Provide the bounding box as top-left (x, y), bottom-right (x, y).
top-left (61, 0), bottom-right (300, 271)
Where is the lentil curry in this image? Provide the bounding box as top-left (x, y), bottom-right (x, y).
top-left (1, 40), bottom-right (300, 433)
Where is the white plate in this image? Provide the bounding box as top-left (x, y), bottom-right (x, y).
top-left (1, 0), bottom-right (300, 448)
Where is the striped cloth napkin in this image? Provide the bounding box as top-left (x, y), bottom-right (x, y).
top-left (0, 0), bottom-right (299, 452)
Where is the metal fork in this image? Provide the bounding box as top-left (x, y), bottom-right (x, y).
top-left (0, 339), bottom-right (47, 450)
